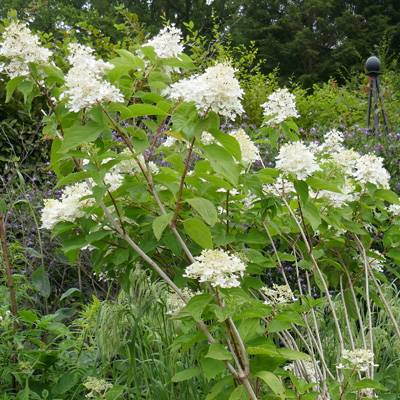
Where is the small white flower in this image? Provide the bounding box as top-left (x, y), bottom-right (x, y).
top-left (61, 43), bottom-right (123, 112)
top-left (387, 204), bottom-right (400, 216)
top-left (275, 141), bottom-right (320, 180)
top-left (284, 360), bottom-right (320, 383)
top-left (317, 180), bottom-right (358, 208)
top-left (200, 131), bottom-right (215, 145)
top-left (262, 284), bottom-right (296, 305)
top-left (163, 136), bottom-right (177, 147)
top-left (263, 176), bottom-right (295, 197)
top-left (230, 128), bottom-right (261, 166)
top-left (165, 287), bottom-right (200, 315)
top-left (262, 88), bottom-right (299, 125)
top-left (337, 349), bottom-right (377, 372)
top-left (352, 154), bottom-right (390, 189)
top-left (184, 249), bottom-right (247, 288)
top-left (144, 25), bottom-right (184, 59)
top-left (165, 63), bottom-right (244, 120)
top-left (0, 21), bottom-right (52, 78)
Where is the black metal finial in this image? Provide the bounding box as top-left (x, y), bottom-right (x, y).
top-left (365, 55), bottom-right (381, 76)
top-left (365, 55), bottom-right (389, 133)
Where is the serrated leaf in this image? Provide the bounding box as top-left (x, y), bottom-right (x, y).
top-left (255, 371), bottom-right (285, 398)
top-left (123, 103), bottom-right (168, 119)
top-left (203, 144), bottom-right (240, 186)
top-left (186, 198), bottom-right (218, 226)
top-left (183, 217), bottom-right (213, 248)
top-left (229, 385), bottom-right (247, 400)
top-left (180, 293), bottom-right (213, 321)
top-left (152, 213), bottom-right (173, 240)
top-left (6, 76), bottom-right (24, 102)
top-left (205, 343), bottom-right (232, 361)
top-left (302, 201), bottom-right (321, 230)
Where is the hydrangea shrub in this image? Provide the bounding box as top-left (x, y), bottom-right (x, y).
top-left (2, 19), bottom-right (400, 400)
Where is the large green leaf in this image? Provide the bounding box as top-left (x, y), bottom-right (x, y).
top-left (152, 213), bottom-right (173, 240)
top-left (186, 198), bottom-right (218, 226)
top-left (229, 386), bottom-right (247, 400)
top-left (180, 293), bottom-right (213, 321)
top-left (255, 371), bottom-right (285, 398)
top-left (203, 144), bottom-right (240, 186)
top-left (123, 103), bottom-right (168, 119)
top-left (205, 343), bottom-right (232, 361)
top-left (248, 343), bottom-right (310, 360)
top-left (62, 121), bottom-right (106, 151)
top-left (183, 217), bottom-right (213, 248)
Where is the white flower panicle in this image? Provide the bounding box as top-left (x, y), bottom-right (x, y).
top-left (263, 176), bottom-right (295, 197)
top-left (84, 377), bottom-right (113, 398)
top-left (230, 128), bottom-right (261, 165)
top-left (353, 154), bottom-right (390, 189)
top-left (320, 129), bottom-right (345, 153)
top-left (144, 25), bottom-right (184, 59)
top-left (262, 88), bottom-right (299, 125)
top-left (331, 148), bottom-right (359, 174)
top-left (262, 284), bottom-right (296, 305)
top-left (387, 204), bottom-right (400, 217)
top-left (317, 180), bottom-right (358, 208)
top-left (275, 141), bottom-right (320, 180)
top-left (184, 249), bottom-right (247, 288)
top-left (165, 287), bottom-right (199, 315)
top-left (41, 182), bottom-right (93, 230)
top-left (165, 63), bottom-right (244, 120)
top-left (163, 136), bottom-right (177, 147)
top-left (61, 43), bottom-right (123, 112)
top-left (0, 21), bottom-right (52, 78)
top-left (367, 250), bottom-right (385, 273)
top-left (337, 349), bottom-right (377, 372)
top-left (284, 361), bottom-right (320, 383)
top-left (200, 131), bottom-right (215, 145)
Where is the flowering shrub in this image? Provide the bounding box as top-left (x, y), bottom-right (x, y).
top-left (3, 18), bottom-right (400, 400)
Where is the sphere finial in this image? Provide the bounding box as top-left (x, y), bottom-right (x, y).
top-left (365, 56), bottom-right (381, 76)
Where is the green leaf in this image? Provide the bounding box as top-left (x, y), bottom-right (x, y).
top-left (18, 80), bottom-right (34, 104)
top-left (183, 217), bottom-right (213, 248)
top-left (6, 76), bottom-right (24, 102)
top-left (200, 357), bottom-right (225, 380)
top-left (56, 171), bottom-right (91, 188)
top-left (306, 176), bottom-right (342, 193)
top-left (186, 198), bottom-right (218, 226)
top-left (203, 145), bottom-right (240, 186)
top-left (212, 131), bottom-right (241, 161)
top-left (248, 343), bottom-right (310, 360)
top-left (181, 293), bottom-right (213, 321)
top-left (52, 372), bottom-right (79, 395)
top-left (294, 180), bottom-right (309, 203)
top-left (18, 309), bottom-right (39, 324)
top-left (32, 267), bottom-right (51, 298)
top-left (62, 121), bottom-right (106, 151)
top-left (375, 189), bottom-right (400, 204)
top-left (171, 367), bottom-right (201, 382)
top-left (152, 213), bottom-right (173, 240)
top-left (172, 102), bottom-right (200, 139)
top-left (255, 371), bottom-right (285, 398)
top-left (229, 385), bottom-right (247, 400)
top-left (302, 201), bottom-right (321, 230)
top-left (60, 288), bottom-right (81, 302)
top-left (353, 379), bottom-right (386, 391)
top-left (205, 343), bottom-right (232, 361)
top-left (123, 103), bottom-right (168, 119)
